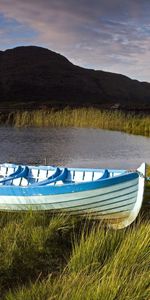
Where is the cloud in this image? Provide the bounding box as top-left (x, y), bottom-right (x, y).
top-left (0, 0), bottom-right (149, 81)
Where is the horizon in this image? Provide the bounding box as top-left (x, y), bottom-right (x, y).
top-left (0, 0), bottom-right (150, 82)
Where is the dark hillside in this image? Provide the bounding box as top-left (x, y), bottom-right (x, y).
top-left (0, 46), bottom-right (150, 111)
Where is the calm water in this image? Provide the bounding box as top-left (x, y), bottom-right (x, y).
top-left (0, 127), bottom-right (149, 169)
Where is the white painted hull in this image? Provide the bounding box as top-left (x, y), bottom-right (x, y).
top-left (0, 163), bottom-right (145, 229)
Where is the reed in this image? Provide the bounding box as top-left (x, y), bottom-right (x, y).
top-left (4, 108), bottom-right (150, 136)
top-left (0, 211), bottom-right (149, 300)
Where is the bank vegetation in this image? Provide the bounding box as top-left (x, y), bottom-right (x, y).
top-left (1, 108), bottom-right (150, 137)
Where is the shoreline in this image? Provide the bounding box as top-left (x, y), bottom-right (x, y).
top-left (0, 107), bottom-right (149, 137)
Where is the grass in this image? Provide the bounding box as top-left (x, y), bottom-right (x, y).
top-left (0, 212), bottom-right (149, 300)
top-left (143, 165), bottom-right (150, 211)
top-left (0, 212), bottom-right (75, 298)
top-left (2, 107), bottom-right (150, 136)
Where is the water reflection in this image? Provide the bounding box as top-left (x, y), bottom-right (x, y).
top-left (0, 127), bottom-right (149, 169)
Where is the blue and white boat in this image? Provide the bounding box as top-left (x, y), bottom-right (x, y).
top-left (0, 162), bottom-right (146, 229)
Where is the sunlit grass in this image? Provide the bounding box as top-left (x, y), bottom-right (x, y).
top-left (0, 212), bottom-right (76, 298)
top-left (143, 164), bottom-right (150, 212)
top-left (1, 213), bottom-right (149, 300)
top-left (3, 108), bottom-right (150, 136)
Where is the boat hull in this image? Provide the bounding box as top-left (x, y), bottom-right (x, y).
top-left (0, 163), bottom-right (145, 229)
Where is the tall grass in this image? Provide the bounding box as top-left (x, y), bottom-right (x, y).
top-left (0, 212), bottom-right (80, 298)
top-left (4, 108), bottom-right (150, 136)
top-left (0, 211), bottom-right (149, 300)
top-left (143, 165), bottom-right (150, 213)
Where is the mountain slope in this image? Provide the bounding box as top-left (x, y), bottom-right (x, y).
top-left (0, 46), bottom-right (150, 111)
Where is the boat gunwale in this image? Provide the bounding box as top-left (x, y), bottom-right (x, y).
top-left (0, 172), bottom-right (139, 196)
top-left (0, 163), bottom-right (126, 173)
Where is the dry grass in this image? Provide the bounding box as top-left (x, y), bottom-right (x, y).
top-left (4, 108), bottom-right (150, 136)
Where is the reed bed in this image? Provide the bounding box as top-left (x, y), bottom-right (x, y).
top-left (0, 210), bottom-right (149, 300)
top-left (5, 108), bottom-right (150, 136)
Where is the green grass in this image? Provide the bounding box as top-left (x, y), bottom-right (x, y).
top-left (0, 211), bottom-right (149, 300)
top-left (3, 108), bottom-right (150, 136)
top-left (143, 165), bottom-right (150, 212)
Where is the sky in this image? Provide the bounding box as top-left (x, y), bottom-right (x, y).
top-left (0, 0), bottom-right (150, 82)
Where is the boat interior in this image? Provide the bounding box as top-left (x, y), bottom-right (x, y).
top-left (0, 163), bottom-right (125, 187)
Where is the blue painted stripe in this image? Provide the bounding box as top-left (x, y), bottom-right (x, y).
top-left (0, 172), bottom-right (138, 196)
top-left (0, 201), bottom-right (135, 214)
top-left (69, 204), bottom-right (134, 216)
top-left (0, 191), bottom-right (137, 209)
top-left (62, 198), bottom-right (136, 213)
top-left (46, 194), bottom-right (137, 211)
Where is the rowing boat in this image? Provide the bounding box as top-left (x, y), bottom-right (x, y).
top-left (0, 162), bottom-right (146, 229)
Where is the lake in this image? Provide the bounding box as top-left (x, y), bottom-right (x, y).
top-left (0, 127), bottom-right (149, 169)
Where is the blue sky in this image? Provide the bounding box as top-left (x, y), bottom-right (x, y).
top-left (0, 0), bottom-right (150, 82)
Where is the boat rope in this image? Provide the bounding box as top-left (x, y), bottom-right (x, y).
top-left (135, 170), bottom-right (148, 180)
top-left (126, 169), bottom-right (150, 181)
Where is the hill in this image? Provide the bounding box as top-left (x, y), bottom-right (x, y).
top-left (0, 46), bottom-right (150, 112)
